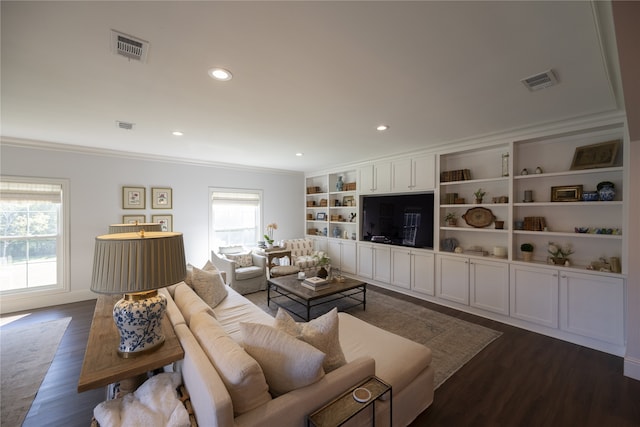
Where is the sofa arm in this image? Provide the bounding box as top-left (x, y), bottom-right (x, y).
top-left (234, 356), bottom-right (375, 427)
top-left (251, 253), bottom-right (266, 269)
top-left (210, 251), bottom-right (236, 282)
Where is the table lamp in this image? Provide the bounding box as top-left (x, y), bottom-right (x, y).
top-left (91, 231), bottom-right (186, 357)
top-left (108, 222), bottom-right (163, 234)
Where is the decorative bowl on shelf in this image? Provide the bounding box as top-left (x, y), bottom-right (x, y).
top-left (575, 227), bottom-right (589, 233)
top-left (582, 191), bottom-right (599, 202)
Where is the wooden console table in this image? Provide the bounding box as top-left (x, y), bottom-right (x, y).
top-left (77, 294), bottom-right (184, 394)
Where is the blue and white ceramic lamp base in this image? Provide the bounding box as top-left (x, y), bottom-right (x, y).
top-left (113, 291), bottom-right (167, 357)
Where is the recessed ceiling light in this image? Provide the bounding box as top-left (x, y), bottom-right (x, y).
top-left (172, 131), bottom-right (184, 136)
top-left (208, 68), bottom-right (233, 81)
top-left (376, 125), bottom-right (389, 131)
top-left (296, 152), bottom-right (304, 157)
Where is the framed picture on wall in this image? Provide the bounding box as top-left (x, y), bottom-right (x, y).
top-left (152, 214), bottom-right (173, 231)
top-left (152, 187), bottom-right (173, 209)
top-left (122, 186), bottom-right (145, 209)
top-left (123, 215), bottom-right (145, 224)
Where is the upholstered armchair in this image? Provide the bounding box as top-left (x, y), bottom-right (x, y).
top-left (210, 246), bottom-right (267, 295)
top-left (282, 238), bottom-right (325, 274)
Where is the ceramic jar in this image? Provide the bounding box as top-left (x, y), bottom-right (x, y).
top-left (597, 181), bottom-right (615, 201)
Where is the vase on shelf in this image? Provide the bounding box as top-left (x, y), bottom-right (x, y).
top-left (522, 252), bottom-right (533, 262)
top-left (336, 176), bottom-right (344, 192)
top-left (597, 181), bottom-right (615, 201)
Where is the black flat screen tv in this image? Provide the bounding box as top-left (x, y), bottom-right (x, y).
top-left (361, 193), bottom-right (434, 249)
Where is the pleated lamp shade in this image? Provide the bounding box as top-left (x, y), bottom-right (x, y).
top-left (108, 223), bottom-right (163, 234)
top-left (91, 231), bottom-right (186, 294)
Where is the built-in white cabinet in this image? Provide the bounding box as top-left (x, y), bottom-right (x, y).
top-left (373, 245), bottom-right (391, 283)
top-left (307, 116), bottom-right (627, 356)
top-left (470, 258), bottom-right (510, 315)
top-left (559, 271), bottom-right (625, 346)
top-left (359, 162), bottom-right (391, 194)
top-left (392, 247), bottom-right (435, 295)
top-left (357, 242), bottom-right (392, 283)
top-left (392, 154), bottom-right (436, 193)
top-left (437, 254), bottom-right (508, 312)
top-left (509, 264), bottom-right (559, 329)
top-left (357, 243), bottom-right (374, 279)
top-left (436, 255), bottom-right (470, 305)
top-left (327, 239), bottom-right (357, 275)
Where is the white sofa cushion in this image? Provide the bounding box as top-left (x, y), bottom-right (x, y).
top-left (191, 266), bottom-right (228, 308)
top-left (338, 312), bottom-right (432, 396)
top-left (191, 312), bottom-right (272, 416)
top-left (174, 283), bottom-right (216, 325)
top-left (159, 287), bottom-right (186, 327)
top-left (274, 308), bottom-right (346, 373)
top-left (213, 289), bottom-right (274, 341)
top-left (240, 322), bottom-right (326, 397)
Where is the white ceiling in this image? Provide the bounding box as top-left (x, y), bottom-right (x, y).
top-left (1, 1), bottom-right (622, 172)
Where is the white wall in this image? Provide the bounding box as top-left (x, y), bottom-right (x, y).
top-left (0, 142), bottom-right (304, 313)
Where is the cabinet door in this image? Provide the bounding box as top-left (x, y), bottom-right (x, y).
top-left (373, 245), bottom-right (391, 283)
top-left (359, 165), bottom-right (375, 195)
top-left (510, 264), bottom-right (558, 328)
top-left (374, 162), bottom-right (391, 193)
top-left (340, 240), bottom-right (357, 274)
top-left (392, 158), bottom-right (413, 193)
top-left (470, 259), bottom-right (509, 315)
top-left (560, 272), bottom-right (624, 345)
top-left (437, 255), bottom-right (469, 305)
top-left (391, 248), bottom-right (411, 289)
top-left (357, 243), bottom-right (374, 279)
top-left (412, 251), bottom-right (435, 295)
top-left (412, 154), bottom-right (435, 191)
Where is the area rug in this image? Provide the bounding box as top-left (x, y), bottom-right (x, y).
top-left (0, 317), bottom-right (71, 427)
top-left (246, 288), bottom-right (501, 389)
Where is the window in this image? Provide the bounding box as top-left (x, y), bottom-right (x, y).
top-left (0, 177), bottom-right (69, 295)
top-left (209, 189), bottom-right (262, 251)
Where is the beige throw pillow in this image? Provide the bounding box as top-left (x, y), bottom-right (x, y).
top-left (240, 322), bottom-right (325, 397)
top-left (191, 266), bottom-right (228, 308)
top-left (191, 312), bottom-right (271, 415)
top-left (274, 308), bottom-right (346, 372)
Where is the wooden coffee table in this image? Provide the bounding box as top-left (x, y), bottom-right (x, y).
top-left (268, 274), bottom-right (366, 321)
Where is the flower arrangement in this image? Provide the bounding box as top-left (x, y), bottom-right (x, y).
top-left (315, 253), bottom-right (331, 266)
top-left (264, 223), bottom-right (278, 245)
top-left (547, 241), bottom-right (574, 259)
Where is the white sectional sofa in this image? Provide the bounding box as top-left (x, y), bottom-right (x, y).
top-left (160, 272), bottom-right (434, 427)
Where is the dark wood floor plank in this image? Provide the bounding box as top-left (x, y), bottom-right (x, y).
top-left (4, 289), bottom-right (639, 427)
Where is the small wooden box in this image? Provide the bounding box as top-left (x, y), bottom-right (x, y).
top-left (307, 186), bottom-right (321, 194)
top-left (344, 182), bottom-right (357, 191)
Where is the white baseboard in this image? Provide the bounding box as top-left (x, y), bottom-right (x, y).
top-left (624, 356), bottom-right (640, 381)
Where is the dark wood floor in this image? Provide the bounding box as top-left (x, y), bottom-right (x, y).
top-left (3, 289), bottom-right (639, 427)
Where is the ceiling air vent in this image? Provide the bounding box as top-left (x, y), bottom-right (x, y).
top-left (116, 120), bottom-right (134, 130)
top-left (521, 69), bottom-right (558, 91)
top-left (111, 30), bottom-right (149, 62)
